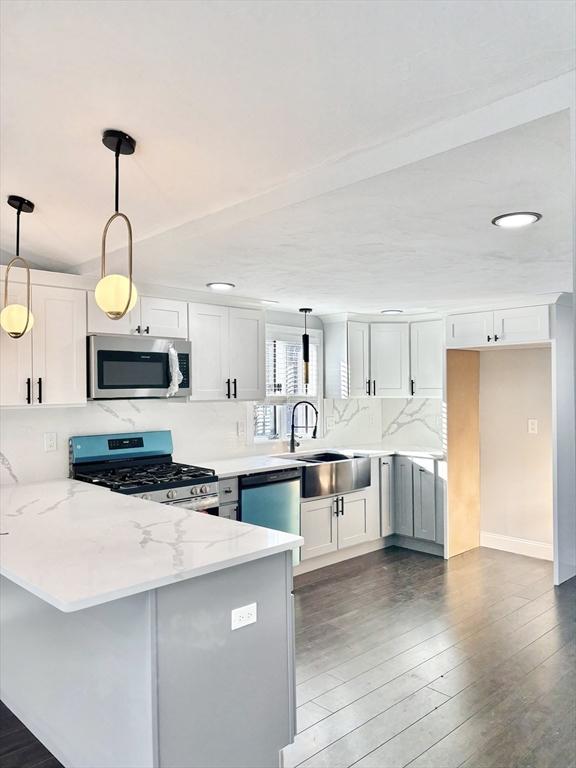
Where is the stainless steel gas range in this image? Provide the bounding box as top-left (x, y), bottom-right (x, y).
top-left (70, 430), bottom-right (219, 514)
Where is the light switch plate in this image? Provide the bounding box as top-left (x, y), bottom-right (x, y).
top-left (43, 432), bottom-right (57, 452)
top-left (528, 418), bottom-right (538, 435)
top-left (231, 602), bottom-right (257, 631)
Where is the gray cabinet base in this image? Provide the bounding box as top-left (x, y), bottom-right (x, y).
top-left (386, 534), bottom-right (444, 558)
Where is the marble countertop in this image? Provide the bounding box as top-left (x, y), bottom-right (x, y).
top-left (0, 479), bottom-right (303, 613)
top-left (209, 446), bottom-right (445, 478)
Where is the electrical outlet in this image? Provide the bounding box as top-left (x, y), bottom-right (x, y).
top-left (231, 602), bottom-right (257, 631)
top-left (43, 432), bottom-right (57, 452)
top-left (528, 418), bottom-right (538, 435)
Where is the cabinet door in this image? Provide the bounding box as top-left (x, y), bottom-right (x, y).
top-left (435, 460), bottom-right (446, 546)
top-left (394, 457), bottom-right (414, 536)
top-left (188, 303), bottom-right (229, 400)
top-left (32, 286), bottom-right (86, 405)
top-left (412, 458), bottom-right (436, 541)
top-left (0, 283), bottom-right (33, 407)
top-left (228, 308), bottom-right (265, 401)
top-left (140, 296), bottom-right (188, 339)
top-left (86, 290), bottom-right (139, 335)
top-left (338, 488), bottom-right (380, 549)
top-left (370, 323), bottom-right (410, 397)
top-left (348, 322), bottom-right (370, 397)
top-left (380, 458), bottom-right (394, 537)
top-left (410, 321), bottom-right (443, 397)
top-left (493, 306), bottom-right (549, 344)
top-left (446, 311), bottom-right (493, 348)
top-left (300, 497), bottom-right (338, 560)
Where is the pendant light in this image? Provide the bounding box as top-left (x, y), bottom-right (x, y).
top-left (299, 308), bottom-right (312, 387)
top-left (1, 196), bottom-right (35, 338)
top-left (94, 129), bottom-right (138, 319)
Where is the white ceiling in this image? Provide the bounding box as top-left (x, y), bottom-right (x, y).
top-left (0, 0), bottom-right (574, 311)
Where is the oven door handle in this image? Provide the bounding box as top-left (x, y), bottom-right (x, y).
top-left (168, 495), bottom-right (219, 512)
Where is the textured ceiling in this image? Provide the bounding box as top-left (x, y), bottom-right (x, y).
top-left (1, 0), bottom-right (574, 279)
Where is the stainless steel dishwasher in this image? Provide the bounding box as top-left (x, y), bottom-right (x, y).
top-left (239, 468), bottom-right (302, 564)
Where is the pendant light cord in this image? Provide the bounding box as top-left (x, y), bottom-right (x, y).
top-left (114, 139), bottom-right (121, 213)
top-left (15, 202), bottom-right (22, 257)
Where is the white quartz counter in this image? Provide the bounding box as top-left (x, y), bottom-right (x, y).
top-left (0, 479), bottom-right (302, 613)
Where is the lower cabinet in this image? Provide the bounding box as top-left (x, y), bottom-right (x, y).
top-left (394, 457), bottom-right (414, 537)
top-left (300, 486), bottom-right (380, 561)
top-left (393, 456), bottom-right (444, 546)
top-left (380, 458), bottom-right (394, 537)
top-left (412, 459), bottom-right (436, 541)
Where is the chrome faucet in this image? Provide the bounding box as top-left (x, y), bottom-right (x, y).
top-left (289, 401), bottom-right (319, 453)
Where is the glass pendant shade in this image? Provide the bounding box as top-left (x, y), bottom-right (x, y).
top-left (95, 273), bottom-right (138, 319)
top-left (0, 303), bottom-right (34, 337)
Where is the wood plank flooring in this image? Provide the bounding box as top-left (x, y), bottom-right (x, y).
top-left (1, 546), bottom-right (574, 767)
top-left (286, 546), bottom-right (576, 768)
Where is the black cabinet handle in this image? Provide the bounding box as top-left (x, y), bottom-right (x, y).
top-left (487, 335), bottom-right (492, 342)
top-left (372, 380), bottom-right (376, 396)
top-left (340, 496), bottom-right (345, 516)
top-left (334, 498), bottom-right (339, 516)
top-left (26, 377), bottom-right (31, 404)
top-left (494, 334), bottom-right (499, 342)
top-left (410, 379), bottom-right (415, 396)
top-left (37, 377), bottom-right (43, 404)
top-left (226, 378), bottom-right (231, 399)
top-left (366, 379), bottom-right (370, 395)
top-left (136, 325), bottom-right (141, 334)
top-left (144, 326), bottom-right (150, 334)
top-left (233, 378), bottom-right (237, 398)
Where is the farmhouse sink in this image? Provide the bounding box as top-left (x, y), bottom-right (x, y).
top-left (296, 451), bottom-right (352, 463)
top-left (294, 451), bottom-right (372, 498)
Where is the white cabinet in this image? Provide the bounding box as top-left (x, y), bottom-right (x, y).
top-left (0, 284), bottom-right (33, 406)
top-left (87, 293), bottom-right (188, 338)
top-left (1, 285), bottom-right (86, 407)
top-left (347, 322), bottom-right (370, 397)
top-left (371, 323), bottom-right (410, 397)
top-left (188, 303), bottom-right (265, 401)
top-left (493, 306), bottom-right (549, 344)
top-left (446, 306), bottom-right (549, 348)
top-left (380, 457), bottom-right (394, 537)
top-left (446, 311), bottom-right (494, 348)
top-left (300, 497), bottom-right (339, 560)
top-left (410, 321), bottom-right (443, 397)
top-left (300, 485), bottom-right (380, 560)
top-left (140, 297), bottom-right (188, 339)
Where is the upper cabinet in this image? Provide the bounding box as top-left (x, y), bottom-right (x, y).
top-left (87, 293), bottom-right (188, 338)
top-left (325, 318), bottom-right (441, 399)
top-left (410, 320), bottom-right (443, 397)
top-left (1, 285), bottom-right (86, 407)
top-left (188, 303), bottom-right (265, 401)
top-left (446, 306), bottom-right (549, 348)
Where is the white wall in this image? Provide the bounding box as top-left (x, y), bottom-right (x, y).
top-left (479, 348), bottom-right (553, 559)
top-left (0, 397), bottom-right (443, 485)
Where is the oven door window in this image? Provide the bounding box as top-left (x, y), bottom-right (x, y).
top-left (97, 350), bottom-right (169, 389)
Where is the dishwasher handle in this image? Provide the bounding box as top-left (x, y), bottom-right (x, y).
top-left (239, 469), bottom-right (302, 488)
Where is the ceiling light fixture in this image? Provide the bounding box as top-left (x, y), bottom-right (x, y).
top-left (1, 195), bottom-right (35, 338)
top-left (491, 212), bottom-right (542, 229)
top-left (299, 308), bottom-right (312, 387)
top-left (94, 129), bottom-right (138, 320)
top-left (380, 309), bottom-right (403, 315)
top-left (207, 282), bottom-right (235, 291)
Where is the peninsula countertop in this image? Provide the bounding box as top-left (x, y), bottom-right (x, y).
top-left (0, 479), bottom-right (302, 613)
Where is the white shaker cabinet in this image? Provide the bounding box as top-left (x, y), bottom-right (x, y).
top-left (188, 303), bottom-right (265, 401)
top-left (493, 306), bottom-right (549, 344)
top-left (410, 320), bottom-right (443, 397)
top-left (139, 296), bottom-right (188, 339)
top-left (370, 323), bottom-right (410, 397)
top-left (338, 487), bottom-right (379, 549)
top-left (446, 311), bottom-right (494, 348)
top-left (1, 285), bottom-right (86, 407)
top-left (380, 457), bottom-right (394, 537)
top-left (86, 290), bottom-right (138, 335)
top-left (0, 284), bottom-right (33, 406)
top-left (347, 322), bottom-right (371, 397)
top-left (31, 286), bottom-right (87, 405)
top-left (300, 497), bottom-right (339, 560)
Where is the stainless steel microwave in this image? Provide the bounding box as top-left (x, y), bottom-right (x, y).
top-left (87, 335), bottom-right (191, 400)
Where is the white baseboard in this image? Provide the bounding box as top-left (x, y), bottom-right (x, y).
top-left (480, 531), bottom-right (553, 561)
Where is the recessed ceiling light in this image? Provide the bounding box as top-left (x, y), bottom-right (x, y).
top-left (206, 282), bottom-right (235, 291)
top-left (491, 212), bottom-right (542, 228)
top-left (261, 299), bottom-right (279, 305)
top-left (380, 309), bottom-right (403, 315)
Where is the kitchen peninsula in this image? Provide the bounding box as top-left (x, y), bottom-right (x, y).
top-left (0, 480), bottom-right (302, 768)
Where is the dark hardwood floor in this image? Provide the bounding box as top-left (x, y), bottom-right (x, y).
top-left (1, 546), bottom-right (574, 768)
top-left (286, 546), bottom-right (576, 768)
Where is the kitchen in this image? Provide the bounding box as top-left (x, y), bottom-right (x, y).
top-left (1, 2), bottom-right (575, 768)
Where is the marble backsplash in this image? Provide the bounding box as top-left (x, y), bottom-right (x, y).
top-left (0, 397), bottom-right (443, 484)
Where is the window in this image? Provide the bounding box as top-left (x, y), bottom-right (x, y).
top-left (254, 325), bottom-right (323, 441)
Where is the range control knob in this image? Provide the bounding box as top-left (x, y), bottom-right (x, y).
top-left (201, 484), bottom-right (209, 494)
top-left (166, 490), bottom-right (177, 500)
top-left (190, 486), bottom-right (199, 496)
top-left (140, 494), bottom-right (150, 501)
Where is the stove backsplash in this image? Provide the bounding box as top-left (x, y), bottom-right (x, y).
top-left (0, 397), bottom-right (443, 485)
